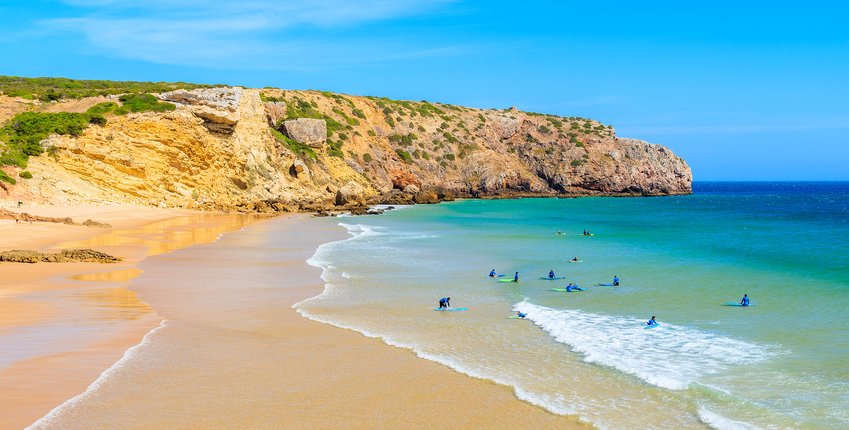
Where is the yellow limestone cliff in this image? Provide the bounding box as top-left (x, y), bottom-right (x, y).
top-left (0, 87), bottom-right (691, 212)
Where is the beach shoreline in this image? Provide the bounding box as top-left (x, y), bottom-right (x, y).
top-left (0, 204), bottom-right (257, 429)
top-left (2, 205), bottom-right (587, 429)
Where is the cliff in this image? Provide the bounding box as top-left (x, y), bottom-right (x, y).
top-left (0, 81), bottom-right (691, 212)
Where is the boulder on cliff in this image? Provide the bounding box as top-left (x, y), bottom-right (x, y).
top-left (335, 181), bottom-right (365, 206)
top-left (282, 118), bottom-right (327, 148)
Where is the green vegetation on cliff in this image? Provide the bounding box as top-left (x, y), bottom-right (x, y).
top-left (0, 93), bottom-right (177, 183)
top-left (0, 76), bottom-right (213, 102)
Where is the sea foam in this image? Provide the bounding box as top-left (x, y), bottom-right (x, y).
top-left (514, 301), bottom-right (771, 390)
top-left (26, 320), bottom-right (169, 430)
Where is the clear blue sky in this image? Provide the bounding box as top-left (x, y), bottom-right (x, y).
top-left (2, 0), bottom-right (848, 180)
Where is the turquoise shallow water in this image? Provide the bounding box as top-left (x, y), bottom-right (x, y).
top-left (296, 182), bottom-right (849, 429)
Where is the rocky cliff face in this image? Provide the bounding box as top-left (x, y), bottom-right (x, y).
top-left (0, 87), bottom-right (691, 212)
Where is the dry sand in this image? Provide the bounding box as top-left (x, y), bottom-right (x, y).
top-left (2, 207), bottom-right (588, 429)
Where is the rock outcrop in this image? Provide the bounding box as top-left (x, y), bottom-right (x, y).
top-left (0, 249), bottom-right (120, 263)
top-left (159, 87), bottom-right (242, 133)
top-left (282, 118), bottom-right (327, 147)
top-left (0, 85), bottom-right (692, 213)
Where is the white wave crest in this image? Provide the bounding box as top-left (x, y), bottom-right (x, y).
top-left (515, 301), bottom-right (771, 390)
top-left (698, 407), bottom-right (763, 430)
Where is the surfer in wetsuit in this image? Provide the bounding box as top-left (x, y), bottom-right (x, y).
top-left (566, 284), bottom-right (574, 292)
top-left (514, 272), bottom-right (520, 282)
top-left (740, 294), bottom-right (750, 307)
top-left (516, 311), bottom-right (527, 319)
top-left (489, 269), bottom-right (497, 277)
top-left (613, 275), bottom-right (620, 286)
top-left (548, 270), bottom-right (555, 279)
top-left (646, 316), bottom-right (658, 326)
top-left (571, 256), bottom-right (579, 262)
top-left (438, 297), bottom-right (450, 309)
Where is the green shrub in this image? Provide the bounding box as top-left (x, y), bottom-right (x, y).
top-left (367, 130), bottom-right (376, 137)
top-left (444, 153), bottom-right (456, 161)
top-left (271, 129), bottom-right (316, 160)
top-left (362, 153), bottom-right (373, 163)
top-left (395, 149), bottom-right (413, 163)
top-left (19, 170), bottom-right (32, 179)
top-left (352, 108), bottom-right (366, 119)
top-left (538, 125), bottom-right (551, 134)
top-left (328, 140), bottom-right (344, 157)
top-left (0, 170), bottom-right (16, 184)
top-left (389, 133), bottom-right (416, 146)
top-left (571, 159), bottom-right (583, 167)
top-left (118, 93), bottom-right (176, 113)
top-left (1, 111), bottom-right (93, 159)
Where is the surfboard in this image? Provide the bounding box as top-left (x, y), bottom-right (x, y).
top-left (507, 315), bottom-right (526, 319)
top-left (539, 276), bottom-right (566, 280)
top-left (644, 323), bottom-right (660, 329)
top-left (434, 307), bottom-right (469, 312)
top-left (550, 288), bottom-right (582, 292)
top-left (499, 279), bottom-right (519, 283)
top-left (487, 274), bottom-right (506, 278)
top-left (568, 260), bottom-right (583, 263)
top-left (595, 283), bottom-right (615, 286)
top-left (723, 302), bottom-right (755, 307)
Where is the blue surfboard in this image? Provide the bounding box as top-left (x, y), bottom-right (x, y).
top-left (434, 307), bottom-right (469, 312)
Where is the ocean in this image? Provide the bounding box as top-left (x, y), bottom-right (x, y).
top-left (297, 182), bottom-right (849, 429)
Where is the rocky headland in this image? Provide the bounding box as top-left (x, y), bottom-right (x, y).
top-left (0, 77), bottom-right (692, 213)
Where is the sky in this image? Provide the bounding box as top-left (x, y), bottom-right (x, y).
top-left (2, 0), bottom-right (848, 180)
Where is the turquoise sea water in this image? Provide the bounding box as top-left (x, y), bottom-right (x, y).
top-left (296, 182), bottom-right (849, 429)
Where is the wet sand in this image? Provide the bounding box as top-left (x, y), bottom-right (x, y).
top-left (0, 205), bottom-right (254, 429)
top-left (24, 215), bottom-right (588, 429)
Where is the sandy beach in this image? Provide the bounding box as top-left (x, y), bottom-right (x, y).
top-left (0, 205), bottom-right (255, 429)
top-left (1, 206), bottom-right (586, 429)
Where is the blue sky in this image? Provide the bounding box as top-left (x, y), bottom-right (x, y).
top-left (2, 0), bottom-right (848, 180)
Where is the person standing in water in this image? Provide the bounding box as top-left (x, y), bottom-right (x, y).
top-left (613, 275), bottom-right (620, 286)
top-left (646, 316), bottom-right (658, 326)
top-left (489, 269), bottom-right (497, 278)
top-left (513, 272), bottom-right (520, 282)
top-left (740, 294), bottom-right (750, 306)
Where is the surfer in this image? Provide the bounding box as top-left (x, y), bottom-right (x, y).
top-left (438, 297), bottom-right (451, 309)
top-left (516, 311), bottom-right (527, 319)
top-left (646, 316), bottom-right (658, 326)
top-left (548, 270), bottom-right (555, 279)
top-left (513, 272), bottom-right (520, 282)
top-left (489, 269), bottom-right (497, 277)
top-left (571, 256), bottom-right (579, 262)
top-left (740, 294), bottom-right (750, 307)
top-left (613, 275), bottom-right (620, 286)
